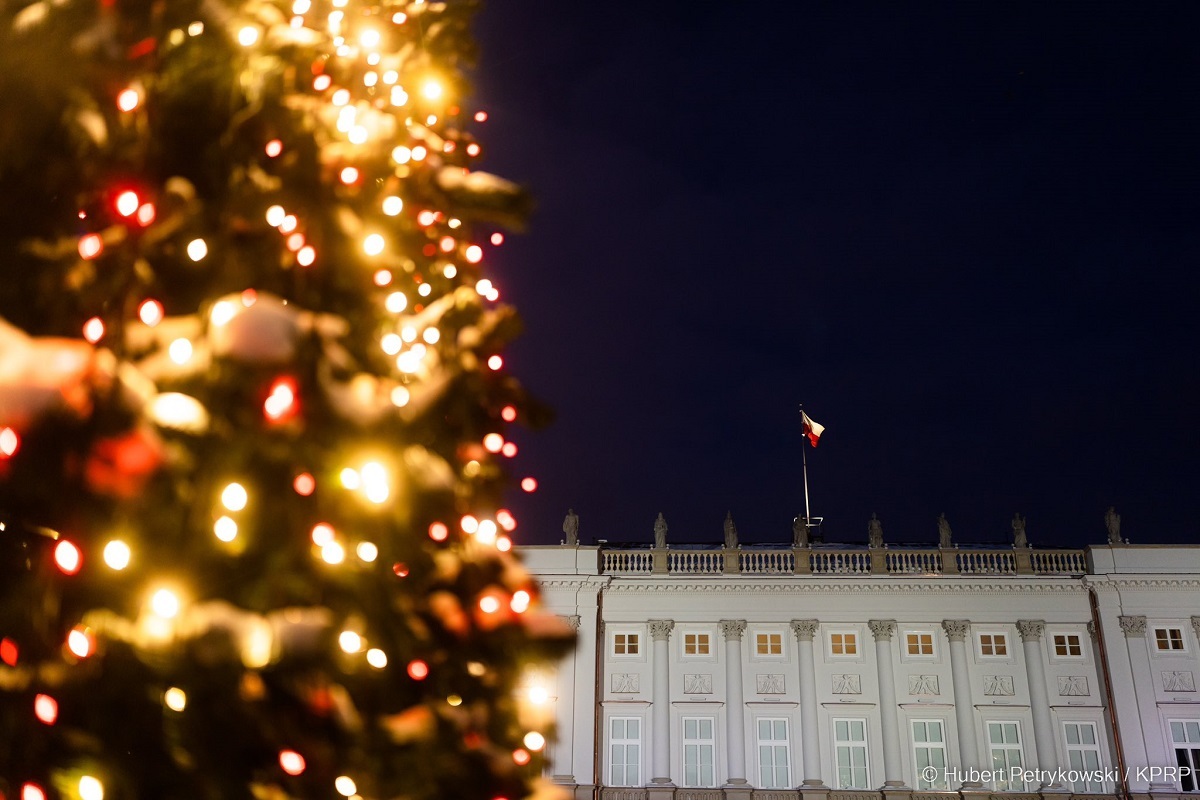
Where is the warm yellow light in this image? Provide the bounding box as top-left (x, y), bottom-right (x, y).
top-left (187, 238), bottom-right (208, 261)
top-left (475, 278), bottom-right (493, 295)
top-left (356, 542), bottom-right (378, 562)
top-left (321, 541), bottom-right (346, 565)
top-left (78, 775), bottom-right (104, 800)
top-left (266, 205), bottom-right (285, 226)
top-left (211, 300), bottom-right (236, 327)
top-left (390, 86), bottom-right (408, 106)
top-left (443, 263), bottom-right (458, 278)
top-left (297, 246), bottom-right (316, 267)
top-left (382, 195), bottom-right (403, 215)
top-left (221, 482), bottom-right (248, 511)
top-left (396, 351), bottom-right (420, 374)
top-left (390, 386), bottom-right (410, 407)
top-left (383, 70), bottom-right (398, 85)
top-left (417, 283), bottom-right (432, 297)
top-left (117, 88), bottom-right (140, 112)
top-left (422, 327), bottom-right (440, 344)
top-left (214, 516), bottom-right (238, 542)
top-left (338, 630), bottom-right (362, 653)
top-left (237, 26), bottom-right (259, 46)
top-left (150, 588), bottom-right (181, 619)
top-left (340, 468), bottom-right (361, 490)
top-left (385, 292), bottom-right (407, 313)
top-left (332, 88), bottom-right (350, 106)
top-left (311, 523), bottom-right (335, 546)
top-left (366, 648), bottom-right (387, 668)
top-left (528, 685), bottom-right (549, 705)
top-left (479, 596), bottom-right (501, 614)
top-left (116, 191), bottom-right (139, 217)
top-left (483, 433), bottom-right (504, 453)
top-left (363, 234), bottom-right (385, 255)
top-left (292, 0), bottom-right (310, 12)
top-left (381, 333), bottom-right (402, 355)
top-left (335, 776), bottom-right (357, 797)
top-left (421, 78), bottom-right (444, 101)
top-left (168, 338), bottom-right (193, 365)
top-left (103, 540), bottom-right (131, 570)
top-left (340, 167), bottom-right (358, 185)
top-left (348, 125), bottom-right (368, 144)
top-left (524, 731), bottom-right (546, 751)
top-left (164, 687), bottom-right (187, 711)
top-left (511, 590), bottom-right (531, 613)
top-left (477, 519), bottom-right (497, 542)
top-left (360, 29), bottom-right (380, 48)
top-left (391, 145), bottom-right (412, 164)
top-left (447, 694), bottom-right (463, 706)
top-left (361, 461), bottom-right (389, 503)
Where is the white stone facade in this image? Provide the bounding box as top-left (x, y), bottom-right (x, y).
top-left (523, 543), bottom-right (1200, 800)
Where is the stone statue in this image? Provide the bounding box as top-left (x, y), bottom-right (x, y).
top-left (653, 512), bottom-right (668, 549)
top-left (724, 511), bottom-right (739, 549)
top-left (937, 513), bottom-right (953, 549)
top-left (868, 513), bottom-right (884, 549)
top-left (1105, 506), bottom-right (1122, 545)
top-left (562, 508), bottom-right (579, 546)
top-left (792, 516), bottom-right (809, 548)
top-left (1012, 513), bottom-right (1028, 548)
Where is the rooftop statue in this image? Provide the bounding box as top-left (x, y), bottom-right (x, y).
top-left (1012, 513), bottom-right (1029, 548)
top-left (938, 513), bottom-right (953, 549)
top-left (724, 511), bottom-right (739, 549)
top-left (793, 516), bottom-right (809, 548)
top-left (868, 513), bottom-right (884, 549)
top-left (1105, 506), bottom-right (1122, 545)
top-left (562, 508), bottom-right (579, 546)
top-left (653, 512), bottom-right (668, 549)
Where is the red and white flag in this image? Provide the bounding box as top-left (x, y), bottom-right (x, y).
top-left (800, 410), bottom-right (824, 448)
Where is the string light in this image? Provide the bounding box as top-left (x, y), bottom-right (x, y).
top-left (311, 523), bottom-right (335, 546)
top-left (33, 693), bottom-right (58, 724)
top-left (138, 299), bottom-right (164, 326)
top-left (164, 687), bottom-right (187, 711)
top-left (79, 234), bottom-right (103, 260)
top-left (366, 648), bottom-right (387, 668)
top-left (67, 626), bottom-right (94, 658)
top-left (483, 433), bottom-right (504, 453)
top-left (79, 776), bottom-right (104, 800)
top-left (214, 516), bottom-right (238, 542)
top-left (293, 472), bottom-right (316, 496)
top-left (465, 245), bottom-right (483, 263)
top-left (116, 190), bottom-right (140, 217)
top-left (280, 750), bottom-right (306, 776)
top-left (523, 732), bottom-right (545, 751)
top-left (150, 588), bottom-right (181, 619)
top-left (103, 539), bottom-right (132, 569)
top-left (335, 776), bottom-right (357, 797)
top-left (83, 317), bottom-right (105, 343)
top-left (22, 783), bottom-right (46, 800)
top-left (0, 427), bottom-right (19, 457)
top-left (237, 26), bottom-right (260, 46)
top-left (501, 405), bottom-right (517, 422)
top-left (510, 590), bottom-right (531, 613)
top-left (168, 338), bottom-right (193, 364)
top-left (117, 88), bottom-right (140, 111)
top-left (54, 540), bottom-right (82, 575)
top-left (321, 541), bottom-right (345, 564)
top-left (338, 630), bottom-right (363, 653)
top-left (428, 522), bottom-right (449, 542)
top-left (356, 541), bottom-right (378, 562)
top-left (406, 659), bottom-right (429, 680)
top-left (221, 482), bottom-right (248, 511)
top-left (521, 477), bottom-right (538, 492)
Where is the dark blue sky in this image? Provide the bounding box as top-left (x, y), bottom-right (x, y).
top-left (472, 3), bottom-right (1200, 549)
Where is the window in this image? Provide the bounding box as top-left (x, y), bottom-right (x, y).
top-left (1156, 627), bottom-right (1186, 653)
top-left (987, 722), bottom-right (1025, 790)
top-left (613, 632), bottom-right (640, 656)
top-left (830, 631), bottom-right (858, 657)
top-left (1170, 720), bottom-right (1200, 791)
top-left (906, 632), bottom-right (935, 657)
top-left (1052, 633), bottom-right (1083, 658)
top-left (682, 717), bottom-right (716, 787)
top-left (979, 633), bottom-right (1009, 657)
top-left (756, 632), bottom-right (783, 657)
top-left (609, 718), bottom-right (641, 786)
top-left (912, 720), bottom-right (948, 789)
top-left (756, 718), bottom-right (791, 789)
top-left (834, 718), bottom-right (870, 789)
top-left (684, 632), bottom-right (711, 657)
top-left (1063, 722), bottom-right (1104, 792)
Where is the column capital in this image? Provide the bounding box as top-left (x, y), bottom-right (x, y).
top-left (1016, 619), bottom-right (1045, 641)
top-left (941, 619), bottom-right (970, 641)
top-left (648, 619), bottom-right (675, 641)
top-left (564, 614), bottom-right (582, 631)
top-left (791, 619), bottom-right (819, 641)
top-left (719, 619), bottom-right (747, 641)
top-left (1192, 616), bottom-right (1200, 643)
top-left (868, 619), bottom-right (896, 640)
top-left (1119, 615), bottom-right (1147, 637)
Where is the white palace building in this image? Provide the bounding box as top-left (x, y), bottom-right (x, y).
top-left (520, 516), bottom-right (1200, 800)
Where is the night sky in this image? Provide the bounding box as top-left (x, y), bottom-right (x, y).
top-left (470, 3), bottom-right (1200, 549)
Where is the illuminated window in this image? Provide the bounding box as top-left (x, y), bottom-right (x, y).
top-left (1063, 722), bottom-right (1104, 792)
top-left (906, 632), bottom-right (934, 656)
top-left (1170, 721), bottom-right (1200, 791)
top-left (614, 633), bottom-right (639, 656)
top-left (1155, 628), bottom-right (1185, 652)
top-left (912, 720), bottom-right (948, 789)
top-left (756, 632), bottom-right (783, 656)
top-left (830, 632), bottom-right (858, 656)
top-left (979, 633), bottom-right (1008, 657)
top-left (987, 722), bottom-right (1025, 790)
top-left (684, 633), bottom-right (711, 657)
top-left (1053, 634), bottom-right (1082, 658)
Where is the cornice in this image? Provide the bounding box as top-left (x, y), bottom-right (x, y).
top-left (600, 580), bottom-right (1087, 596)
top-left (1083, 577), bottom-right (1200, 591)
top-left (536, 578), bottom-right (610, 590)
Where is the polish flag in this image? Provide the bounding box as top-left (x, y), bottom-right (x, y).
top-left (800, 411), bottom-right (824, 448)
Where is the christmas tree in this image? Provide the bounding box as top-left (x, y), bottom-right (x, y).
top-left (0, 1), bottom-right (571, 799)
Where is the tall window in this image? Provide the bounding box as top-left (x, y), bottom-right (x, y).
top-left (979, 633), bottom-right (1008, 657)
top-left (756, 718), bottom-right (791, 788)
top-left (1170, 720), bottom-right (1200, 791)
top-left (756, 632), bottom-right (783, 656)
top-left (682, 717), bottom-right (715, 787)
top-left (834, 718), bottom-right (870, 789)
top-left (1156, 628), bottom-right (1186, 652)
top-left (912, 720), bottom-right (948, 789)
top-left (609, 718), bottom-right (641, 787)
top-left (906, 632), bottom-right (934, 656)
top-left (830, 631), bottom-right (858, 656)
top-left (1063, 721), bottom-right (1104, 792)
top-left (684, 632), bottom-right (711, 657)
top-left (987, 722), bottom-right (1025, 790)
top-left (1053, 633), bottom-right (1082, 658)
top-left (613, 633), bottom-right (639, 656)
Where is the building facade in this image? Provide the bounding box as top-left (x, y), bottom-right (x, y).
top-left (522, 540), bottom-right (1200, 800)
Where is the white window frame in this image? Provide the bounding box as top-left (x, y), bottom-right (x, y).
top-left (608, 716), bottom-right (642, 787)
top-left (681, 631), bottom-right (713, 659)
top-left (986, 720), bottom-right (1026, 790)
top-left (1049, 631), bottom-right (1086, 661)
top-left (1169, 719), bottom-right (1200, 792)
top-left (611, 630), bottom-right (642, 659)
top-left (833, 717), bottom-right (870, 789)
top-left (911, 719), bottom-right (949, 789)
top-left (904, 630), bottom-right (937, 659)
top-left (977, 631), bottom-right (1011, 659)
top-left (1063, 721), bottom-right (1105, 792)
top-left (753, 630), bottom-right (786, 660)
top-left (1153, 626), bottom-right (1188, 654)
top-left (827, 629), bottom-right (861, 659)
top-left (755, 717), bottom-right (792, 789)
top-left (681, 716), bottom-right (716, 788)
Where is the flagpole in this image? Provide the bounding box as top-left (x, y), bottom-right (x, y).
top-left (802, 437), bottom-right (812, 526)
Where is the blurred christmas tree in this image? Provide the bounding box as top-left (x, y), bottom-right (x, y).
top-left (0, 1), bottom-right (571, 798)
